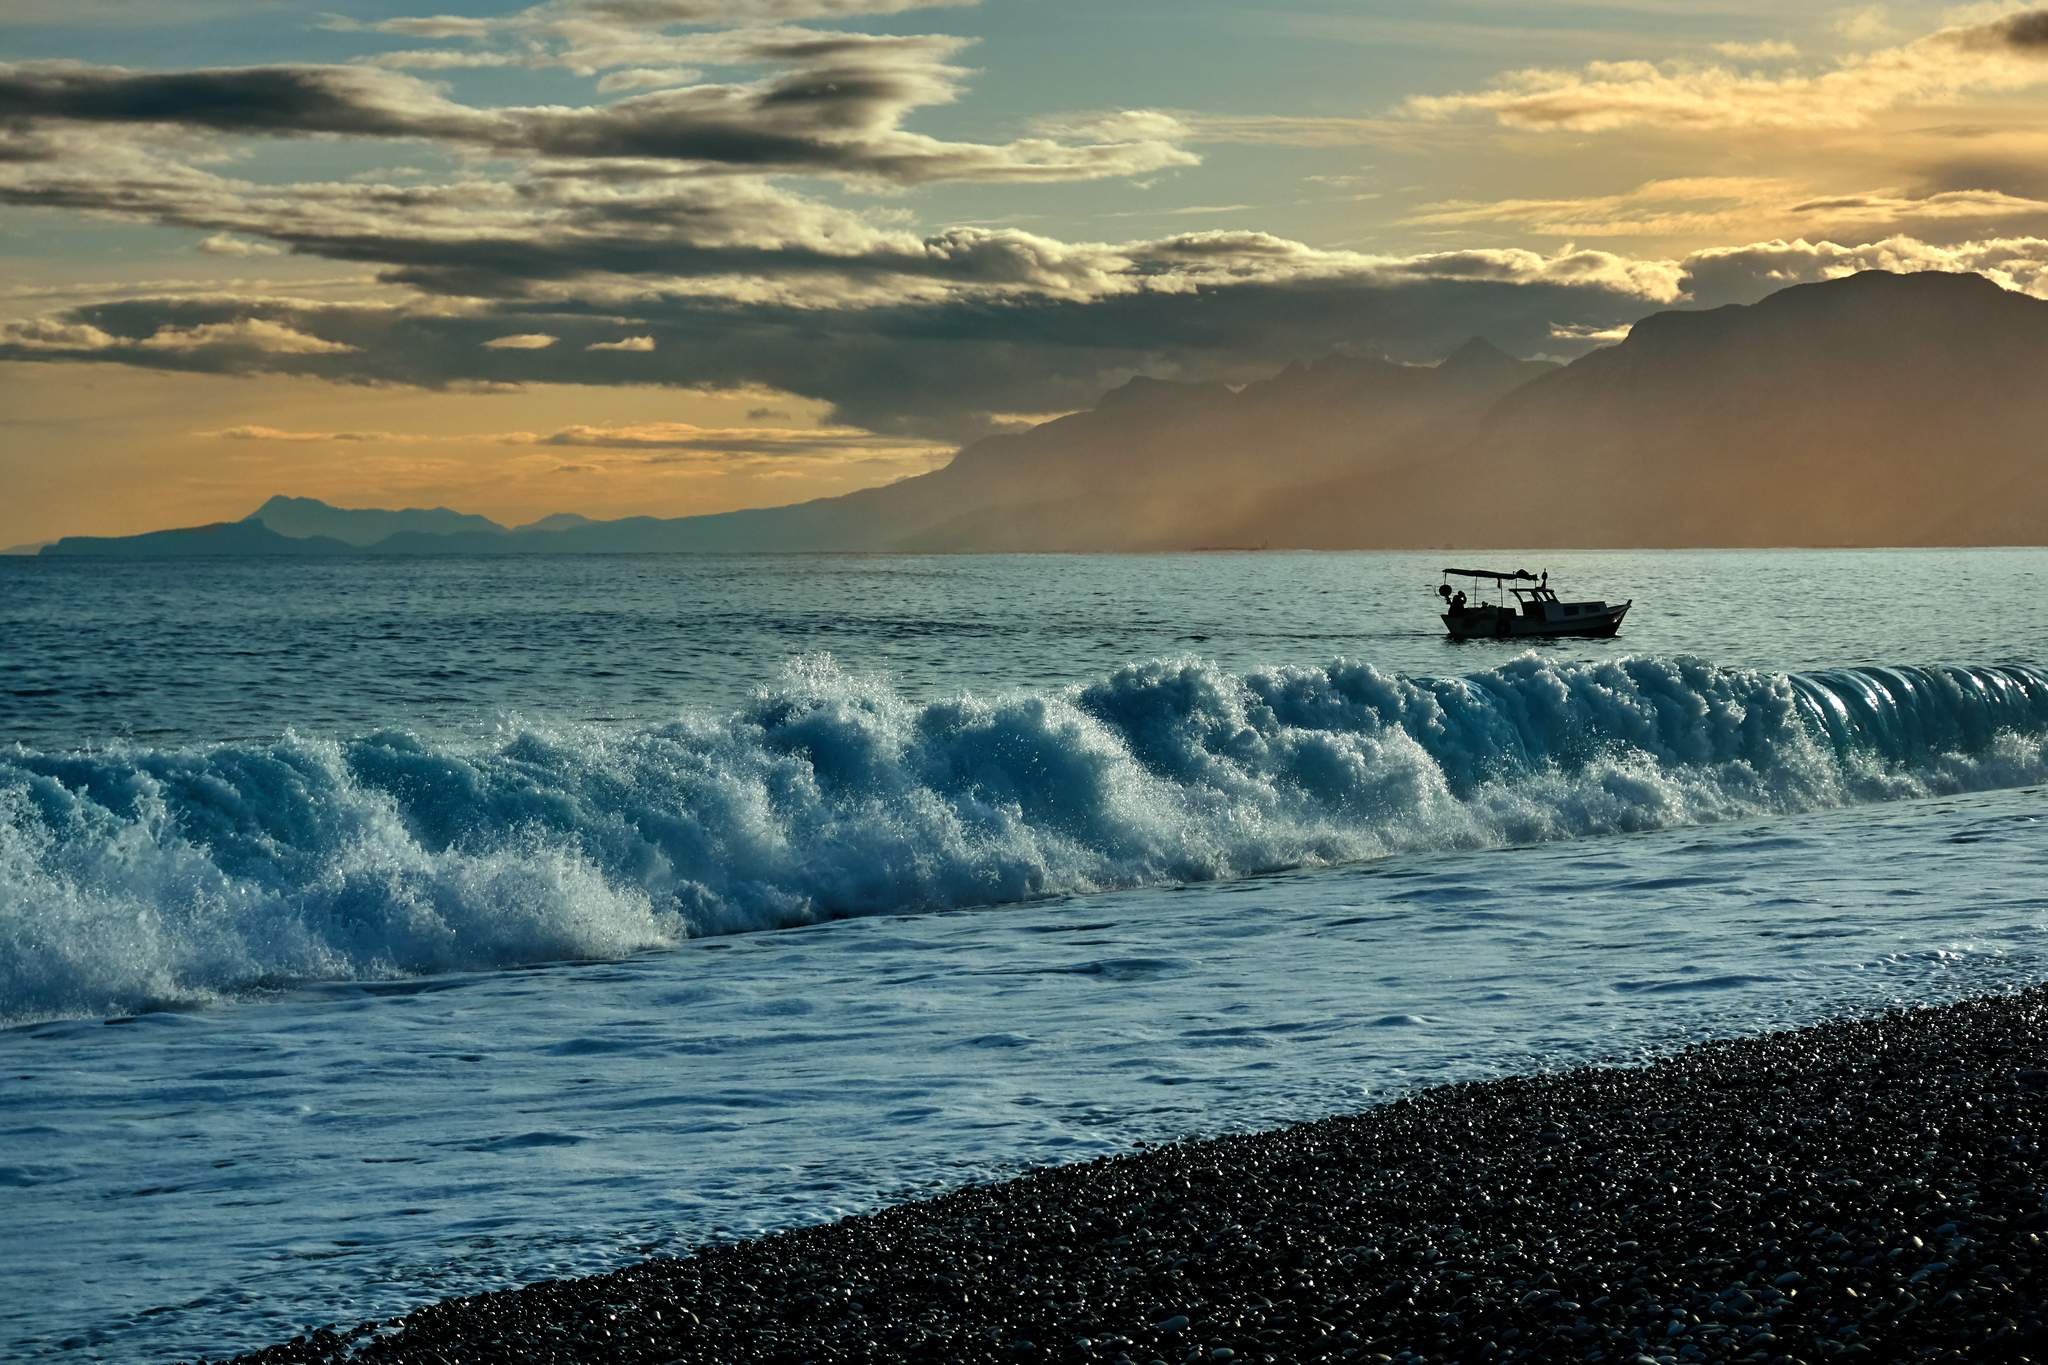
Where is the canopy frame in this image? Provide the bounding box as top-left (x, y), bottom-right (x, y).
top-left (1440, 567), bottom-right (1538, 582)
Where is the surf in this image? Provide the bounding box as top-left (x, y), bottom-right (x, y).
top-left (4, 653), bottom-right (2046, 1025)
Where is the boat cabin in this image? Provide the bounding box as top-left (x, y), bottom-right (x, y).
top-left (1435, 567), bottom-right (1631, 640)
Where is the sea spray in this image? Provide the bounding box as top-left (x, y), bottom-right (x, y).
top-left (4, 653), bottom-right (2046, 1024)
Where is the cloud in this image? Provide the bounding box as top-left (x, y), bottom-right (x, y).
top-left (587, 334), bottom-right (656, 350)
top-left (0, 41), bottom-right (1194, 186)
top-left (327, 15), bottom-right (500, 39)
top-left (138, 318), bottom-right (358, 353)
top-left (342, 0), bottom-right (976, 31)
top-left (1407, 176), bottom-right (1794, 237)
top-left (0, 138), bottom-right (1677, 310)
top-left (0, 256), bottom-right (1690, 442)
top-left (1678, 232), bottom-right (2048, 303)
top-left (1031, 109), bottom-right (1191, 143)
top-left (1835, 6), bottom-right (1902, 45)
top-left (1404, 8), bottom-right (2048, 132)
top-left (14, 228), bottom-right (2044, 441)
top-left (0, 61), bottom-right (490, 140)
top-left (194, 416), bottom-right (953, 463)
top-left (1171, 112), bottom-right (1442, 149)
top-left (1548, 321), bottom-right (1634, 342)
top-left (1103, 203), bottom-right (1259, 219)
top-left (483, 332), bottom-right (559, 349)
top-left (0, 0), bottom-right (290, 25)
top-left (0, 316), bottom-right (117, 350)
top-left (197, 232), bottom-right (282, 257)
top-left (594, 67), bottom-right (704, 91)
top-left (1787, 186), bottom-right (2048, 223)
top-left (360, 48), bottom-right (531, 71)
top-left (204, 424), bottom-right (403, 442)
top-left (566, 0), bottom-right (976, 20)
top-left (1711, 40), bottom-right (1799, 61)
top-left (1406, 176), bottom-right (2048, 238)
top-left (539, 419), bottom-right (948, 457)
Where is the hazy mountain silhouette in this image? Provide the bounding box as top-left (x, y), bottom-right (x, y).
top-left (42, 521), bottom-right (356, 557)
top-left (38, 271), bottom-right (2048, 555)
top-left (513, 512), bottom-right (595, 533)
top-left (1231, 269), bottom-right (2048, 547)
top-left (798, 342), bottom-right (1558, 552)
top-left (247, 494), bottom-right (508, 545)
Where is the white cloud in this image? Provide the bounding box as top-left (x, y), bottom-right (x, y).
top-left (139, 318), bottom-right (357, 353)
top-left (1548, 320), bottom-right (1634, 343)
top-left (1679, 232), bottom-right (2048, 302)
top-left (1406, 177), bottom-right (2048, 238)
top-left (587, 334), bottom-right (655, 350)
top-left (483, 332), bottom-right (560, 349)
top-left (204, 425), bottom-right (405, 442)
top-left (197, 232), bottom-right (283, 257)
top-left (0, 316), bottom-right (117, 350)
top-left (1835, 5), bottom-right (1902, 44)
top-left (593, 67), bottom-right (702, 91)
top-left (1405, 8), bottom-right (2048, 132)
top-left (1711, 40), bottom-right (1799, 61)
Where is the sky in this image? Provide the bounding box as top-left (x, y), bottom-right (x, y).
top-left (5, 0), bottom-right (2048, 545)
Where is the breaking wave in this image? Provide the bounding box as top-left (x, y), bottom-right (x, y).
top-left (5, 654), bottom-right (2047, 1024)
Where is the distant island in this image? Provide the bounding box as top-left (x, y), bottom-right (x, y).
top-left (38, 270), bottom-right (2048, 555)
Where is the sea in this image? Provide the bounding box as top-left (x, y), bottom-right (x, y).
top-left (3, 549), bottom-right (2047, 1362)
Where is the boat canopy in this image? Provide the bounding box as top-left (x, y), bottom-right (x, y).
top-left (1441, 567), bottom-right (1539, 582)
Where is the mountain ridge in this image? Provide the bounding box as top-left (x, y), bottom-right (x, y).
top-left (36, 271), bottom-right (2048, 555)
top-left (247, 494), bottom-right (510, 545)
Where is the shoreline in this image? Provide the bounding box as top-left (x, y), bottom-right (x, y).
top-left (218, 987), bottom-right (2048, 1364)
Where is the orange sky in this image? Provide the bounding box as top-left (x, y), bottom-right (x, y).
top-left (7, 1), bottom-right (2048, 544)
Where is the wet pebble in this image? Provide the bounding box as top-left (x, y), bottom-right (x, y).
top-left (212, 988), bottom-right (2048, 1365)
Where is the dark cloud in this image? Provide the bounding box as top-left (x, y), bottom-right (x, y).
top-left (0, 275), bottom-right (1661, 440)
top-left (1971, 9), bottom-right (2048, 51)
top-left (541, 422), bottom-right (939, 455)
top-left (0, 50), bottom-right (1190, 185)
top-left (0, 62), bottom-right (482, 141)
top-left (15, 229), bottom-right (2045, 442)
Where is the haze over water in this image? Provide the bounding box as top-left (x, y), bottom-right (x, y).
top-left (4, 548), bottom-right (2048, 1360)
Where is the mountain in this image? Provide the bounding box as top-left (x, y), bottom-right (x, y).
top-left (247, 494), bottom-right (507, 545)
top-left (39, 338), bottom-right (1547, 557)
top-left (825, 343), bottom-right (1559, 552)
top-left (1226, 269), bottom-right (2048, 547)
top-left (34, 271), bottom-right (2048, 555)
top-left (514, 512), bottom-right (594, 533)
top-left (40, 521), bottom-right (357, 557)
top-left (2, 541), bottom-right (51, 556)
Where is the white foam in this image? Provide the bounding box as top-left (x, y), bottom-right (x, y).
top-left (4, 654), bottom-right (2045, 1024)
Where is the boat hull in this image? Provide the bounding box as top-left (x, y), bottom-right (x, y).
top-left (1442, 601), bottom-right (1630, 640)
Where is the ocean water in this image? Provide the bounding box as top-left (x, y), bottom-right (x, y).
top-left (2, 549), bottom-right (2047, 1361)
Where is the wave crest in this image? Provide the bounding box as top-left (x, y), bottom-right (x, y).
top-left (5, 654), bottom-right (2046, 1023)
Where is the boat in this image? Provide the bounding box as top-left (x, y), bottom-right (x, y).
top-left (1435, 567), bottom-right (1630, 640)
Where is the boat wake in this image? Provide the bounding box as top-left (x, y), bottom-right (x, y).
top-left (5, 654), bottom-right (2046, 1025)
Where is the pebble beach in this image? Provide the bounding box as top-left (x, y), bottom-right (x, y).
top-left (216, 985), bottom-right (2048, 1365)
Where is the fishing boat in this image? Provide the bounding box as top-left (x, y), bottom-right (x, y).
top-left (1435, 567), bottom-right (1630, 640)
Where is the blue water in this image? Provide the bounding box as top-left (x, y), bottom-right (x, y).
top-left (2, 550), bottom-right (2047, 1360)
